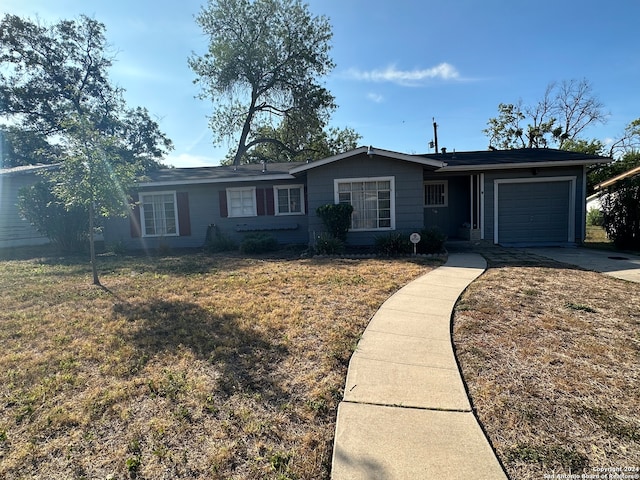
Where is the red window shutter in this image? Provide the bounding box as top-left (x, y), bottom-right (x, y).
top-left (219, 190), bottom-right (228, 218)
top-left (266, 188), bottom-right (275, 215)
top-left (177, 192), bottom-right (191, 236)
top-left (130, 193), bottom-right (141, 238)
top-left (256, 188), bottom-right (266, 216)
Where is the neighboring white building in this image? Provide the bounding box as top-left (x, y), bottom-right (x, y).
top-left (586, 192), bottom-right (602, 212)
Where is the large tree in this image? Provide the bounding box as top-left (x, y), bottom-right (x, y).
top-left (0, 14), bottom-right (173, 167)
top-left (604, 118), bottom-right (640, 158)
top-left (1, 14), bottom-right (173, 284)
top-left (228, 123), bottom-right (361, 164)
top-left (483, 79), bottom-right (606, 150)
top-left (189, 0), bottom-right (337, 166)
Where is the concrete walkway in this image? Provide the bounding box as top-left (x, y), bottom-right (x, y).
top-left (525, 247), bottom-right (640, 283)
top-left (331, 253), bottom-right (507, 480)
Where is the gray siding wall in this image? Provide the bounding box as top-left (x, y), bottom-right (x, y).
top-left (423, 175), bottom-right (470, 238)
top-left (0, 172), bottom-right (50, 248)
top-left (104, 179), bottom-right (309, 250)
top-left (483, 166), bottom-right (586, 244)
top-left (306, 154), bottom-right (425, 245)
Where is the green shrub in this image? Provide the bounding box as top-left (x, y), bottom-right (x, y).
top-left (586, 207), bottom-right (604, 226)
top-left (18, 180), bottom-right (89, 252)
top-left (204, 224), bottom-right (237, 252)
top-left (602, 177), bottom-right (640, 250)
top-left (239, 233), bottom-right (278, 254)
top-left (315, 233), bottom-right (345, 255)
top-left (316, 203), bottom-right (353, 242)
top-left (374, 232), bottom-right (412, 255)
top-left (416, 227), bottom-right (447, 254)
top-left (110, 240), bottom-right (128, 255)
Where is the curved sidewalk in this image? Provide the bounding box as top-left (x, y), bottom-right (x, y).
top-left (331, 253), bottom-right (507, 480)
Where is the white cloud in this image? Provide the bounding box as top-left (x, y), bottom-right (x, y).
top-left (367, 92), bottom-right (384, 103)
top-left (346, 63), bottom-right (460, 86)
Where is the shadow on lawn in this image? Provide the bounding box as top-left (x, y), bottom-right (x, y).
top-left (113, 299), bottom-right (288, 400)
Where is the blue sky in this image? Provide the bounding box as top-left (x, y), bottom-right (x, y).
top-left (5, 0), bottom-right (640, 167)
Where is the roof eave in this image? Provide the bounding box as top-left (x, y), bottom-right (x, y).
top-left (136, 173), bottom-right (297, 188)
top-left (289, 146), bottom-right (445, 173)
top-left (595, 165), bottom-right (640, 190)
top-left (437, 159), bottom-right (608, 172)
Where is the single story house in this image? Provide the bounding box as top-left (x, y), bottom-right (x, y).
top-left (102, 146), bottom-right (611, 250)
top-left (0, 164), bottom-right (55, 248)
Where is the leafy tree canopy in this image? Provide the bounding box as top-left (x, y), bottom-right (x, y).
top-left (190, 0), bottom-right (346, 166)
top-left (483, 79), bottom-right (606, 150)
top-left (0, 14), bottom-right (173, 169)
top-left (224, 123), bottom-right (361, 164)
top-left (0, 125), bottom-right (63, 167)
top-left (605, 118), bottom-right (640, 158)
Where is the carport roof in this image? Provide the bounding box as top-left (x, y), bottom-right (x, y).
top-left (422, 148), bottom-right (612, 172)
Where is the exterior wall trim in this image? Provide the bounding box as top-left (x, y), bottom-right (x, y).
top-left (137, 174), bottom-right (295, 188)
top-left (440, 160), bottom-right (602, 172)
top-left (480, 173), bottom-right (485, 240)
top-left (493, 176), bottom-right (576, 244)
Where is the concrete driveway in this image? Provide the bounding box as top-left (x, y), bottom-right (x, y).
top-left (524, 247), bottom-right (640, 283)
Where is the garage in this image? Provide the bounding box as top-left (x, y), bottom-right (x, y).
top-left (495, 177), bottom-right (576, 245)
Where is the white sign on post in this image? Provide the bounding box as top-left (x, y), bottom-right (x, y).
top-left (410, 232), bottom-right (421, 255)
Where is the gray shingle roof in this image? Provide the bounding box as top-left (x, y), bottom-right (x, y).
top-left (138, 161), bottom-right (306, 186)
top-left (420, 148), bottom-right (611, 169)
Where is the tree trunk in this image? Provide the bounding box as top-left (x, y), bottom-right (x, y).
top-left (233, 90), bottom-right (259, 167)
top-left (89, 202), bottom-right (100, 286)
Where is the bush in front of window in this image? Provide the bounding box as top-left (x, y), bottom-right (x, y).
top-left (239, 233), bottom-right (279, 254)
top-left (374, 232), bottom-right (412, 256)
top-left (417, 227), bottom-right (447, 254)
top-left (204, 224), bottom-right (237, 253)
top-left (314, 233), bottom-right (345, 255)
top-left (316, 203), bottom-right (354, 242)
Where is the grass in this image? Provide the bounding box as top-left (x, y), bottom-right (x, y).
top-left (0, 250), bottom-right (439, 479)
top-left (453, 263), bottom-right (640, 479)
top-left (584, 225), bottom-right (614, 251)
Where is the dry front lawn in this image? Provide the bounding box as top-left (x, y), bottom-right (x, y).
top-left (453, 262), bottom-right (640, 479)
top-left (0, 251), bottom-right (437, 479)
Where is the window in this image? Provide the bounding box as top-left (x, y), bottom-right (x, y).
top-left (335, 177), bottom-right (395, 230)
top-left (274, 185), bottom-right (304, 215)
top-left (227, 187), bottom-right (257, 217)
top-left (141, 192), bottom-right (178, 236)
top-left (424, 181), bottom-right (448, 207)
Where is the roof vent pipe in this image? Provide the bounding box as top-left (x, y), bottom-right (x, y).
top-left (441, 147), bottom-right (447, 154)
top-left (367, 145), bottom-right (374, 157)
top-left (432, 118), bottom-right (438, 153)
top-left (261, 160), bottom-right (267, 173)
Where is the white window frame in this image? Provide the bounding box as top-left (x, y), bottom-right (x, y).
top-left (140, 191), bottom-right (179, 237)
top-left (274, 184), bottom-right (305, 216)
top-left (333, 176), bottom-right (395, 231)
top-left (226, 186), bottom-right (257, 218)
top-left (424, 180), bottom-right (448, 207)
